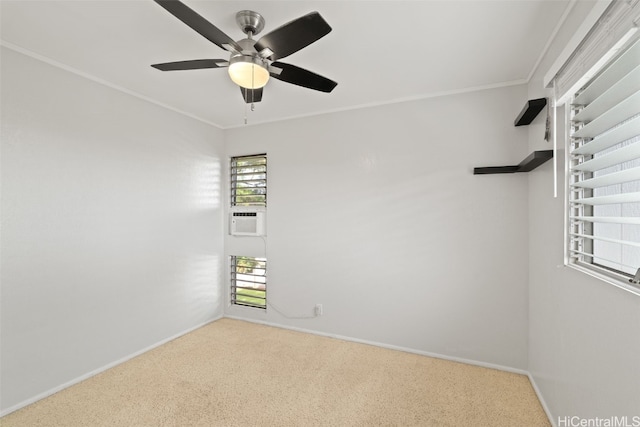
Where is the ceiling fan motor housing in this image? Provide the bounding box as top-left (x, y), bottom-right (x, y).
top-left (232, 38), bottom-right (262, 56)
top-left (228, 38), bottom-right (270, 73)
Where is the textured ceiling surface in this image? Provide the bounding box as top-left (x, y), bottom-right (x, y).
top-left (1, 1), bottom-right (573, 128)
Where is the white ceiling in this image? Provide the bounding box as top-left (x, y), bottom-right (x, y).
top-left (1, 0), bottom-right (572, 129)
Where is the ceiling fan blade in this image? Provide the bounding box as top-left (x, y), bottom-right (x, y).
top-left (254, 12), bottom-right (331, 60)
top-left (154, 0), bottom-right (242, 52)
top-left (240, 87), bottom-right (263, 104)
top-left (151, 59), bottom-right (228, 71)
top-left (270, 62), bottom-right (337, 93)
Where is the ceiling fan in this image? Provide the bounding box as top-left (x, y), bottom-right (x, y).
top-left (151, 0), bottom-right (338, 104)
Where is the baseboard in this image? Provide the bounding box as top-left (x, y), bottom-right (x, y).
top-left (528, 373), bottom-right (557, 427)
top-left (223, 315), bottom-right (529, 376)
top-left (0, 315), bottom-right (223, 418)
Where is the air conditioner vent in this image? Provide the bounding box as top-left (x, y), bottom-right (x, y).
top-left (230, 209), bottom-right (265, 236)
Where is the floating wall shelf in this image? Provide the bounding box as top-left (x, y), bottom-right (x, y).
top-left (514, 98), bottom-right (547, 126)
top-left (474, 98), bottom-right (551, 175)
top-left (474, 150), bottom-right (553, 175)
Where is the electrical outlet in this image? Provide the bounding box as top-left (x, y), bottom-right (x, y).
top-left (314, 304), bottom-right (323, 317)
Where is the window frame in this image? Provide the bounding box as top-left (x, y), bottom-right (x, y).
top-left (230, 154), bottom-right (267, 207)
top-left (230, 255), bottom-right (267, 310)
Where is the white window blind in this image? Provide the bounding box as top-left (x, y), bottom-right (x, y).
top-left (567, 35), bottom-right (640, 290)
top-left (550, 0), bottom-right (640, 104)
top-left (230, 154), bottom-right (267, 207)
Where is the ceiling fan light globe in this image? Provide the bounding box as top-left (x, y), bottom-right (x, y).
top-left (228, 59), bottom-right (270, 89)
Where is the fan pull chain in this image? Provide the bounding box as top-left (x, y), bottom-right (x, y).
top-left (250, 64), bottom-right (256, 111)
top-left (243, 61), bottom-right (257, 124)
top-left (251, 64), bottom-right (255, 108)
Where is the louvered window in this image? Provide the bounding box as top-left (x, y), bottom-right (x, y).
top-left (231, 256), bottom-right (266, 309)
top-left (567, 36), bottom-right (640, 290)
top-left (231, 154), bottom-right (266, 207)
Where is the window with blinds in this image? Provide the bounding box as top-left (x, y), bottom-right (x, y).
top-left (567, 36), bottom-right (640, 288)
top-left (230, 154), bottom-right (267, 207)
top-left (231, 256), bottom-right (266, 309)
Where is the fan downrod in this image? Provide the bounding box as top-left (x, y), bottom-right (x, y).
top-left (236, 10), bottom-right (265, 37)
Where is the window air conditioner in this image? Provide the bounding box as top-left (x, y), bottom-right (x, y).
top-left (229, 208), bottom-right (266, 236)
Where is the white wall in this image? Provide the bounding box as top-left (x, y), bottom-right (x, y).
top-left (225, 84), bottom-right (531, 371)
top-left (0, 47), bottom-right (225, 413)
top-left (526, 1), bottom-right (640, 422)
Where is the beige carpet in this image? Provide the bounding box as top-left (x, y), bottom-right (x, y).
top-left (1, 318), bottom-right (550, 426)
